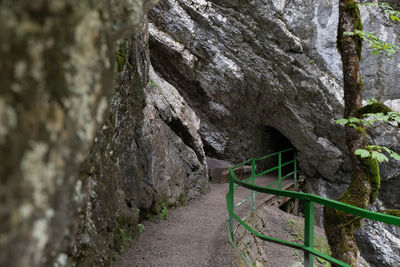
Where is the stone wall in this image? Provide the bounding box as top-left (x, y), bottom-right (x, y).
top-left (0, 1), bottom-right (206, 266)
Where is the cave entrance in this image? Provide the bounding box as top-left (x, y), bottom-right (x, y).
top-left (259, 125), bottom-right (295, 177)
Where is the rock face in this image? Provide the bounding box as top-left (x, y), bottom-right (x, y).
top-left (148, 0), bottom-right (400, 265)
top-left (234, 206), bottom-right (335, 267)
top-left (149, 0), bottom-right (349, 181)
top-left (0, 1), bottom-right (208, 266)
top-left (72, 24), bottom-right (208, 266)
top-left (355, 200), bottom-right (400, 267)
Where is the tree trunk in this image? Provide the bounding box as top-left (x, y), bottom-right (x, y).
top-left (323, 1), bottom-right (380, 265)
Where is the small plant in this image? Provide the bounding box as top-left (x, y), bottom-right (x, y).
top-left (138, 224), bottom-right (145, 233)
top-left (160, 203), bottom-right (168, 220)
top-left (136, 208), bottom-right (140, 217)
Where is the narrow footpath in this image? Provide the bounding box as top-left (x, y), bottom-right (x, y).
top-left (114, 156), bottom-right (296, 267)
top-left (114, 183), bottom-right (238, 267)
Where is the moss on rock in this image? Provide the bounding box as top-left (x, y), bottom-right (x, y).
top-left (357, 102), bottom-right (392, 117)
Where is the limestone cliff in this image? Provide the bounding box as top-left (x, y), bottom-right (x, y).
top-left (148, 0), bottom-right (400, 265)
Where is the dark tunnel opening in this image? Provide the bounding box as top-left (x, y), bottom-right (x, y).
top-left (259, 125), bottom-right (296, 177)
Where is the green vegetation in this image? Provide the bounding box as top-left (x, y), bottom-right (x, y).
top-left (138, 223), bottom-right (145, 233)
top-left (326, 2), bottom-right (400, 263)
top-left (363, 2), bottom-right (400, 22)
top-left (336, 106), bottom-right (400, 164)
top-left (343, 2), bottom-right (400, 58)
top-left (357, 102), bottom-right (392, 116)
top-left (337, 1), bottom-right (363, 58)
top-left (107, 214), bottom-right (136, 266)
top-left (178, 192), bottom-right (187, 205)
top-left (344, 30), bottom-right (400, 58)
top-left (146, 193), bottom-right (169, 221)
top-left (116, 39), bottom-right (132, 72)
top-left (114, 215), bottom-right (134, 253)
top-left (160, 203), bottom-right (168, 220)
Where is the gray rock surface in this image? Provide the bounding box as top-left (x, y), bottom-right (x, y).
top-left (72, 23), bottom-right (208, 266)
top-left (149, 0), bottom-right (348, 182)
top-left (148, 0), bottom-right (400, 265)
top-left (0, 1), bottom-right (210, 267)
top-left (355, 200), bottom-right (400, 267)
top-left (235, 206), bottom-right (333, 267)
top-left (0, 1), bottom-right (156, 266)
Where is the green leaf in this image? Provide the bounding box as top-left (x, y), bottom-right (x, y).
top-left (366, 98), bottom-right (377, 104)
top-left (371, 50), bottom-right (380, 56)
top-left (349, 117), bottom-right (361, 123)
top-left (382, 147), bottom-right (392, 154)
top-left (371, 151), bottom-right (389, 163)
top-left (348, 123), bottom-right (357, 129)
top-left (336, 118), bottom-right (348, 125)
top-left (343, 31), bottom-right (355, 36)
top-left (367, 145), bottom-right (380, 150)
top-left (390, 152), bottom-right (400, 161)
top-left (355, 149), bottom-right (371, 158)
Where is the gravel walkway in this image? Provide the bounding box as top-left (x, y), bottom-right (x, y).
top-left (114, 183), bottom-right (238, 267)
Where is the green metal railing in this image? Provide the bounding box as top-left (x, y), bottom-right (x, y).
top-left (231, 148), bottom-right (297, 212)
top-left (226, 148), bottom-right (400, 267)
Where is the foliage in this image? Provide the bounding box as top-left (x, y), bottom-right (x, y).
top-left (138, 223), bottom-right (145, 233)
top-left (336, 111), bottom-right (400, 128)
top-left (336, 109), bottom-right (400, 163)
top-left (113, 220), bottom-right (133, 254)
top-left (362, 2), bottom-right (400, 22)
top-left (344, 30), bottom-right (400, 58)
top-left (161, 203), bottom-right (168, 220)
top-left (343, 2), bottom-right (400, 58)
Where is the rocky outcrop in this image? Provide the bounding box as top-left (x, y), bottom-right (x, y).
top-left (149, 0), bottom-right (350, 182)
top-left (148, 0), bottom-right (400, 265)
top-left (355, 200), bottom-right (400, 267)
top-left (0, 1), bottom-right (207, 267)
top-left (71, 23), bottom-right (208, 266)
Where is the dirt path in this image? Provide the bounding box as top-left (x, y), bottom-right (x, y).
top-left (114, 183), bottom-right (238, 267)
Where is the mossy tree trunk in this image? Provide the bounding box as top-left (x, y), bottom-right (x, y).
top-left (323, 1), bottom-right (380, 266)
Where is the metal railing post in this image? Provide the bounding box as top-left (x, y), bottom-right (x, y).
top-left (294, 150), bottom-right (297, 190)
top-left (228, 175), bottom-right (234, 239)
top-left (251, 159), bottom-right (256, 212)
top-left (278, 152), bottom-right (282, 198)
top-left (304, 200), bottom-right (315, 267)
